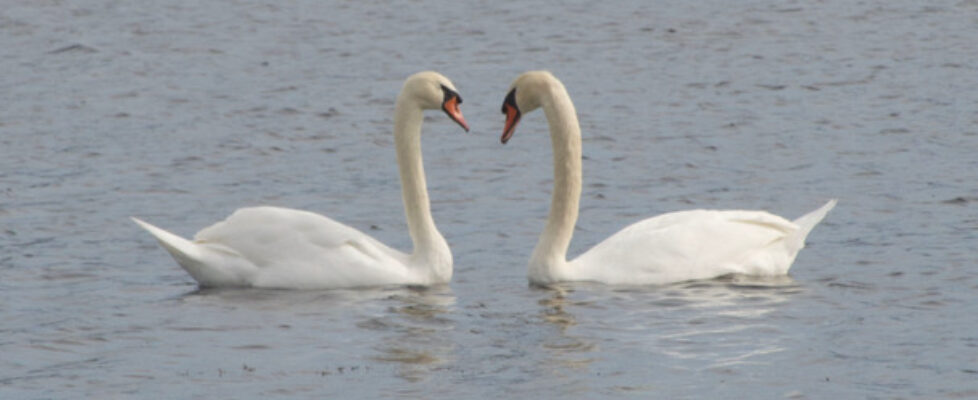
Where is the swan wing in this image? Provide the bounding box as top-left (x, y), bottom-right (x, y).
top-left (192, 206), bottom-right (413, 288)
top-left (570, 209), bottom-right (805, 285)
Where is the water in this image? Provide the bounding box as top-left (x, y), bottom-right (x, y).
top-left (2, 0), bottom-right (977, 398)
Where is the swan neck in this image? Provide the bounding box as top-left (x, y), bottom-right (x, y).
top-left (393, 95), bottom-right (450, 269)
top-left (530, 84), bottom-right (582, 276)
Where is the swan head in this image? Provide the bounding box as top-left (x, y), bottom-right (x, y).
top-left (500, 70), bottom-right (558, 143)
top-left (402, 71), bottom-right (469, 132)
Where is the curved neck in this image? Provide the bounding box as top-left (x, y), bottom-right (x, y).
top-left (529, 83), bottom-right (582, 278)
top-left (393, 94), bottom-right (450, 270)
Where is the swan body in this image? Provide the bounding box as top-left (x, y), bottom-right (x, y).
top-left (500, 71), bottom-right (836, 286)
top-left (134, 71), bottom-right (469, 289)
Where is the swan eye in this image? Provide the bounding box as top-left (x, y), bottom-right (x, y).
top-left (500, 88), bottom-right (521, 144)
top-left (440, 85), bottom-right (461, 104)
top-left (501, 88), bottom-right (518, 114)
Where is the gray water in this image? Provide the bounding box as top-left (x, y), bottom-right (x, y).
top-left (2, 0), bottom-right (977, 398)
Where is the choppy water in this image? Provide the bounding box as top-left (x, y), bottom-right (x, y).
top-left (2, 0), bottom-right (977, 398)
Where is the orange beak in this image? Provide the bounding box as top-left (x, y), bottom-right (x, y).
top-left (501, 103), bottom-right (521, 144)
top-left (442, 96), bottom-right (469, 132)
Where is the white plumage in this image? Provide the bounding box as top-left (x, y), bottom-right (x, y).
top-left (500, 71), bottom-right (835, 286)
top-left (133, 71), bottom-right (469, 289)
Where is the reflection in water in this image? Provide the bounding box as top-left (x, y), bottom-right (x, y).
top-left (622, 276), bottom-right (802, 370)
top-left (361, 285), bottom-right (456, 383)
top-left (532, 275), bottom-right (804, 392)
top-left (536, 286), bottom-right (598, 375)
top-left (171, 285), bottom-right (458, 386)
top-left (178, 285), bottom-right (418, 315)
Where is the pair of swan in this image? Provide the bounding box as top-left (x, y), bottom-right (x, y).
top-left (134, 71), bottom-right (835, 289)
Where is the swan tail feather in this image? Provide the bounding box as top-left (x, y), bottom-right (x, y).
top-left (787, 199), bottom-right (837, 252)
top-left (132, 217), bottom-right (202, 259)
top-left (131, 217), bottom-right (248, 287)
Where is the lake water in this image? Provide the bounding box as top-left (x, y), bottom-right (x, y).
top-left (2, 0), bottom-right (977, 398)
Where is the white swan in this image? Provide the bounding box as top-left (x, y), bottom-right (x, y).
top-left (133, 71), bottom-right (469, 289)
top-left (500, 71), bottom-right (836, 286)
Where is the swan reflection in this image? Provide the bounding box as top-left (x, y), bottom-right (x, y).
top-left (536, 285), bottom-right (598, 373)
top-left (363, 285), bottom-right (456, 383)
top-left (535, 275), bottom-right (803, 379)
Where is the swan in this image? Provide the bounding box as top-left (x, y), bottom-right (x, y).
top-left (132, 71), bottom-right (469, 289)
top-left (499, 70), bottom-right (836, 286)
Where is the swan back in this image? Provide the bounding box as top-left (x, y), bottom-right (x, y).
top-left (568, 202), bottom-right (836, 286)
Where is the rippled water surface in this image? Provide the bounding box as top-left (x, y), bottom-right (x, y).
top-left (2, 0), bottom-right (977, 398)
